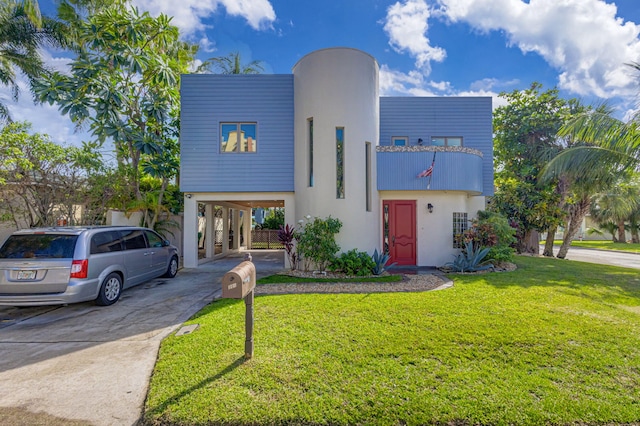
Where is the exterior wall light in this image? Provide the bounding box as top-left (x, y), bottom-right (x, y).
top-left (427, 203), bottom-right (434, 213)
top-left (417, 138), bottom-right (423, 145)
top-left (186, 194), bottom-right (192, 199)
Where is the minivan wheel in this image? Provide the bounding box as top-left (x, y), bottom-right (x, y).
top-left (163, 256), bottom-right (179, 278)
top-left (96, 273), bottom-right (122, 306)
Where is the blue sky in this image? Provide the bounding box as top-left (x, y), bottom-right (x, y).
top-left (6, 0), bottom-right (640, 146)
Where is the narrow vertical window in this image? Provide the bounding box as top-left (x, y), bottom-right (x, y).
top-left (336, 127), bottom-right (345, 199)
top-left (308, 118), bottom-right (314, 187)
top-left (365, 142), bottom-right (371, 211)
top-left (453, 212), bottom-right (468, 248)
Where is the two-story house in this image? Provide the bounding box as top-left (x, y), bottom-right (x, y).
top-left (180, 47), bottom-right (493, 269)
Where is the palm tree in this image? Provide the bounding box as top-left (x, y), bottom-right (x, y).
top-left (198, 51), bottom-right (264, 74)
top-left (589, 178), bottom-right (640, 243)
top-left (0, 0), bottom-right (67, 122)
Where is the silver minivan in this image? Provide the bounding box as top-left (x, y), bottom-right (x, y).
top-left (0, 226), bottom-right (179, 306)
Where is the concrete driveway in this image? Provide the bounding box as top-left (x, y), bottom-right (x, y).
top-left (0, 250), bottom-right (284, 426)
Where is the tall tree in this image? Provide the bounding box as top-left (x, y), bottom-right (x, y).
top-left (492, 83), bottom-right (581, 255)
top-left (199, 51), bottom-right (264, 74)
top-left (34, 3), bottom-right (197, 209)
top-left (0, 0), bottom-right (66, 122)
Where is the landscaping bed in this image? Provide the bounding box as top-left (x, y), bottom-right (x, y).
top-left (255, 273), bottom-right (450, 295)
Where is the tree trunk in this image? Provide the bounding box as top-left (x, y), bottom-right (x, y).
top-left (557, 196), bottom-right (590, 259)
top-left (522, 230), bottom-right (539, 254)
top-left (632, 228), bottom-right (639, 244)
top-left (543, 226), bottom-right (556, 257)
top-left (617, 220), bottom-right (626, 243)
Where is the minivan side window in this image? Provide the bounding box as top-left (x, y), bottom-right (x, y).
top-left (91, 231), bottom-right (124, 254)
top-left (145, 230), bottom-right (164, 248)
top-left (121, 229), bottom-right (147, 250)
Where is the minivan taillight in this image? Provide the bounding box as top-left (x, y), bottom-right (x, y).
top-left (70, 259), bottom-right (88, 279)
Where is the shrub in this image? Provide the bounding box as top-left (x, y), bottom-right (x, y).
top-left (464, 210), bottom-right (516, 262)
top-left (329, 249), bottom-right (375, 276)
top-left (296, 216), bottom-right (342, 271)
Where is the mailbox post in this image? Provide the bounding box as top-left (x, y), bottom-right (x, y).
top-left (222, 260), bottom-right (256, 359)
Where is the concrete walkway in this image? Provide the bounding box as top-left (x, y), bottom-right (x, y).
top-left (0, 250), bottom-right (284, 426)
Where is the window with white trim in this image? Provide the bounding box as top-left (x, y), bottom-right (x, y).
top-left (392, 136), bottom-right (408, 146)
top-left (453, 212), bottom-right (468, 248)
top-left (432, 136), bottom-right (462, 147)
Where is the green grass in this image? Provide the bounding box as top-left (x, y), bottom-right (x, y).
top-left (144, 256), bottom-right (640, 425)
top-left (257, 274), bottom-right (403, 284)
top-left (557, 239), bottom-right (640, 253)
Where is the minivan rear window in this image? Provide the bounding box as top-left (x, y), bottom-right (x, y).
top-left (0, 235), bottom-right (78, 259)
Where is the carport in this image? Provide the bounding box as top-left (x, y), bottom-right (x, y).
top-left (182, 192), bottom-right (294, 269)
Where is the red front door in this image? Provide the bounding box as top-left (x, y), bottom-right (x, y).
top-left (383, 200), bottom-right (416, 266)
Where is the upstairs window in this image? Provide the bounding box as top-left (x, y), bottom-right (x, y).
top-left (432, 136), bottom-right (462, 147)
top-left (221, 123), bottom-right (257, 153)
top-left (391, 136), bottom-right (408, 146)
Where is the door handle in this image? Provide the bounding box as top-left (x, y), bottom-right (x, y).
top-left (392, 236), bottom-right (395, 246)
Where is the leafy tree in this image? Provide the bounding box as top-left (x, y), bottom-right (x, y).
top-left (0, 0), bottom-right (67, 122)
top-left (492, 83), bottom-right (578, 255)
top-left (34, 3), bottom-right (197, 211)
top-left (0, 121), bottom-right (102, 227)
top-left (198, 51), bottom-right (264, 74)
top-left (262, 208), bottom-right (284, 230)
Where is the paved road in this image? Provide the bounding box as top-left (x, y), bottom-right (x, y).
top-left (542, 245), bottom-right (640, 270)
top-left (0, 251), bottom-right (284, 426)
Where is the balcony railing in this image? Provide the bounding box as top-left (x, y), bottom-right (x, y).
top-left (376, 146), bottom-right (484, 194)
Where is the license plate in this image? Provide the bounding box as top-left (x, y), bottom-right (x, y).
top-left (17, 270), bottom-right (36, 280)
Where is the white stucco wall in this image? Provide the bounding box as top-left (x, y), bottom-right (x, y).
top-left (380, 191), bottom-right (486, 266)
top-left (293, 47), bottom-right (381, 254)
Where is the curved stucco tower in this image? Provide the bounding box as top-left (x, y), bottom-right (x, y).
top-left (293, 47), bottom-right (381, 253)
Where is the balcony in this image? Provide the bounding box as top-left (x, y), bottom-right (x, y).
top-left (376, 146), bottom-right (485, 194)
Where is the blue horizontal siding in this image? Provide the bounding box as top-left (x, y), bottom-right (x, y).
top-left (180, 74), bottom-right (294, 192)
top-left (380, 97), bottom-right (493, 195)
top-left (377, 151), bottom-right (483, 193)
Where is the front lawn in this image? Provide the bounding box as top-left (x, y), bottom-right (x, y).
top-left (143, 256), bottom-right (640, 425)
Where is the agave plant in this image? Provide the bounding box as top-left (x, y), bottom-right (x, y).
top-left (371, 248), bottom-right (396, 275)
top-left (444, 241), bottom-right (493, 273)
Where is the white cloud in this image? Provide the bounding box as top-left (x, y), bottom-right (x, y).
top-left (383, 0), bottom-right (446, 73)
top-left (380, 65), bottom-right (504, 109)
top-left (437, 0), bottom-right (640, 99)
top-left (131, 0), bottom-right (276, 35)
